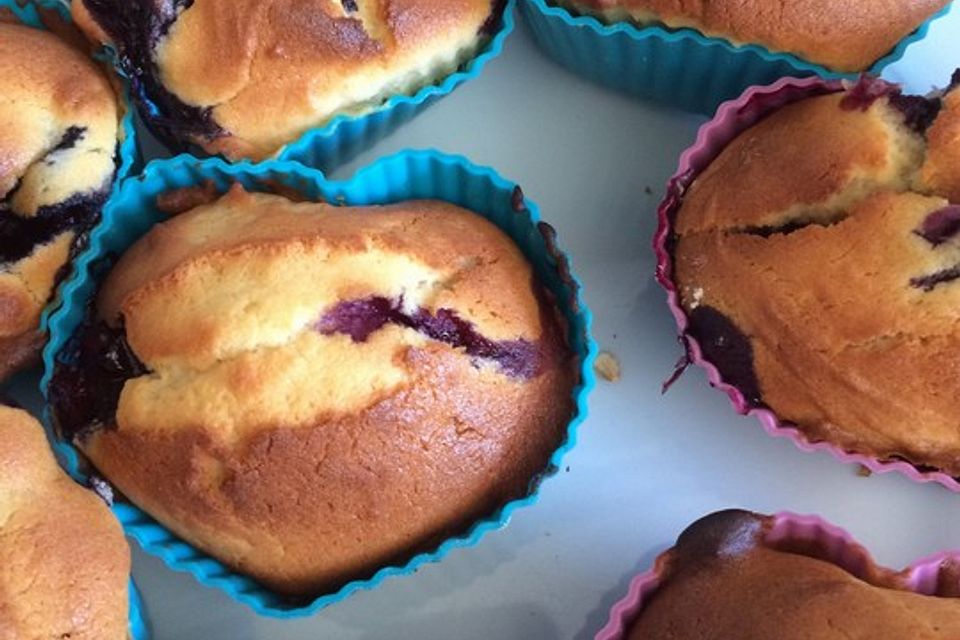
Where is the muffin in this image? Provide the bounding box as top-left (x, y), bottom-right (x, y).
top-left (624, 510), bottom-right (960, 639)
top-left (72, 0), bottom-right (507, 161)
top-left (50, 183), bottom-right (576, 596)
top-left (554, 0), bottom-right (949, 72)
top-left (0, 15), bottom-right (124, 383)
top-left (0, 405), bottom-right (131, 639)
top-left (519, 0), bottom-right (950, 115)
top-left (671, 73), bottom-right (960, 477)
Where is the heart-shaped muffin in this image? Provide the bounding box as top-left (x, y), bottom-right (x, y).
top-left (72, 0), bottom-right (507, 160)
top-left (669, 73), bottom-right (960, 477)
top-left (50, 181), bottom-right (577, 596)
top-left (0, 13), bottom-right (125, 383)
top-left (0, 405), bottom-right (131, 639)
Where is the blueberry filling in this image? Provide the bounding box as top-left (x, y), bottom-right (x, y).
top-left (317, 296), bottom-right (541, 379)
top-left (910, 266), bottom-right (960, 292)
top-left (480, 0), bottom-right (508, 35)
top-left (341, 0), bottom-right (358, 11)
top-left (687, 305), bottom-right (763, 407)
top-left (51, 126), bottom-right (86, 153)
top-left (79, 0), bottom-right (225, 151)
top-left (839, 76), bottom-right (897, 112)
top-left (889, 93), bottom-right (942, 134)
top-left (916, 205), bottom-right (960, 246)
top-left (0, 190), bottom-right (107, 266)
top-left (738, 219), bottom-right (820, 238)
top-left (49, 317), bottom-right (149, 442)
top-left (839, 76), bottom-right (942, 134)
top-left (0, 394), bottom-right (20, 408)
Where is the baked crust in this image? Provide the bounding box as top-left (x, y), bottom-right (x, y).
top-left (562, 0), bottom-right (949, 72)
top-left (0, 406), bottom-right (130, 640)
top-left (0, 20), bottom-right (120, 382)
top-left (69, 186), bottom-right (576, 595)
top-left (0, 23), bottom-right (117, 213)
top-left (673, 79), bottom-right (960, 476)
top-left (74, 0), bottom-right (500, 159)
top-left (628, 511), bottom-right (960, 639)
top-left (922, 88), bottom-right (960, 203)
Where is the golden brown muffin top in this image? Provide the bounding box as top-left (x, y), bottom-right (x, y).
top-left (629, 511), bottom-right (960, 639)
top-left (0, 21), bottom-right (118, 216)
top-left (73, 0), bottom-right (498, 159)
top-left (0, 17), bottom-right (121, 382)
top-left (0, 406), bottom-right (130, 640)
top-left (95, 185), bottom-right (548, 441)
top-left (673, 77), bottom-right (960, 475)
top-left (564, 0), bottom-right (949, 72)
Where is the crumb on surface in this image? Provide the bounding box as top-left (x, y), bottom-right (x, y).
top-left (857, 465), bottom-right (872, 478)
top-left (594, 351), bottom-right (621, 382)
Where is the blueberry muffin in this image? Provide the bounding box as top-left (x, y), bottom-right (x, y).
top-left (72, 0), bottom-right (506, 160)
top-left (0, 17), bottom-right (123, 383)
top-left (51, 184), bottom-right (576, 596)
top-left (556, 0), bottom-right (949, 72)
top-left (672, 74), bottom-right (960, 475)
top-left (0, 405), bottom-right (131, 639)
top-left (627, 510), bottom-right (960, 639)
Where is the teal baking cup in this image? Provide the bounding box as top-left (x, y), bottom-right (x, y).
top-left (128, 579), bottom-right (150, 640)
top-left (40, 150), bottom-right (596, 617)
top-left (1, 0), bottom-right (138, 338)
top-left (88, 1), bottom-right (514, 173)
top-left (519, 0), bottom-right (953, 114)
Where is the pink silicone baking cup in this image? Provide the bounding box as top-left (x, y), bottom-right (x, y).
top-left (653, 75), bottom-right (960, 492)
top-left (596, 511), bottom-right (960, 639)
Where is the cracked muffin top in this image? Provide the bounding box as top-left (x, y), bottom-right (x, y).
top-left (72, 0), bottom-right (503, 160)
top-left (50, 184), bottom-right (576, 595)
top-left (557, 0), bottom-right (949, 72)
top-left (628, 510), bottom-right (960, 639)
top-left (0, 405), bottom-right (130, 640)
top-left (672, 74), bottom-right (960, 476)
top-left (0, 17), bottom-right (121, 383)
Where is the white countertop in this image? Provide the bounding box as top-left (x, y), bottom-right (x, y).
top-left (12, 8), bottom-right (960, 639)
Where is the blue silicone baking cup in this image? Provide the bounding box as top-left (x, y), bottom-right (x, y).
top-left (1, 0), bottom-right (139, 337)
top-left (519, 0), bottom-right (953, 114)
top-left (128, 579), bottom-right (150, 640)
top-left (40, 150), bottom-right (596, 618)
top-left (94, 2), bottom-right (515, 173)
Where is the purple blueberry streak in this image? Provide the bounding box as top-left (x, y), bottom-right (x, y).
top-left (916, 205), bottom-right (960, 246)
top-left (316, 296), bottom-right (540, 379)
